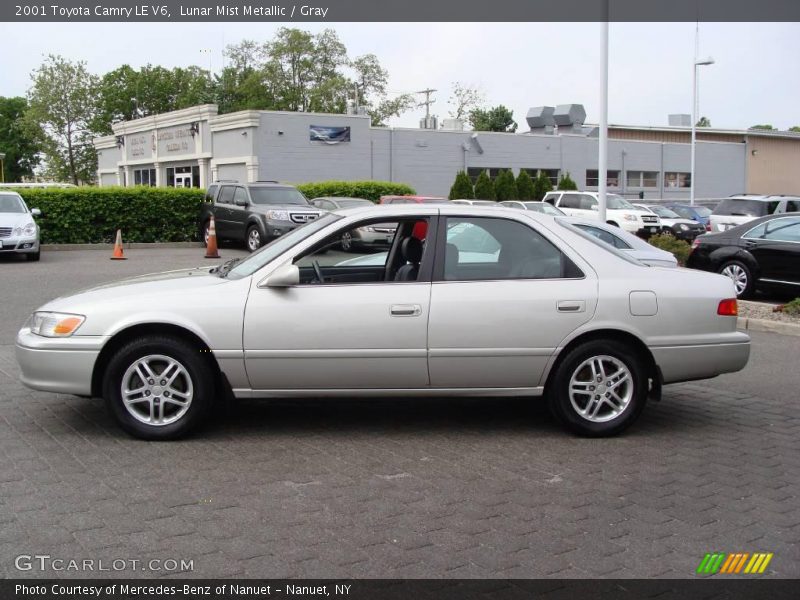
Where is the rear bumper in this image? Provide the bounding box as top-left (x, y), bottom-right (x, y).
top-left (15, 329), bottom-right (107, 396)
top-left (651, 334), bottom-right (750, 384)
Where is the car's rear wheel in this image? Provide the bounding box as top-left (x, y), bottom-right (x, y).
top-left (718, 261), bottom-right (753, 299)
top-left (103, 336), bottom-right (215, 440)
top-left (340, 231), bottom-right (354, 252)
top-left (547, 340), bottom-right (647, 437)
top-left (246, 225), bottom-right (263, 252)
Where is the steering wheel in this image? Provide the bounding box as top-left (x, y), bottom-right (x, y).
top-left (312, 260), bottom-right (324, 284)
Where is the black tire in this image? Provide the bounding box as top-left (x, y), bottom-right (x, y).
top-left (547, 339), bottom-right (648, 437)
top-left (26, 250), bottom-right (41, 261)
top-left (717, 260), bottom-right (754, 299)
top-left (103, 335), bottom-right (216, 440)
top-left (246, 225), bottom-right (263, 252)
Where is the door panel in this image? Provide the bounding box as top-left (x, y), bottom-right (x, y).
top-left (243, 283), bottom-right (431, 390)
top-left (428, 279), bottom-right (597, 388)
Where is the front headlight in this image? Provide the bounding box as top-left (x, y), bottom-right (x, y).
top-left (679, 223), bottom-right (689, 231)
top-left (623, 214), bottom-right (638, 221)
top-left (13, 222), bottom-right (37, 237)
top-left (267, 210), bottom-right (290, 221)
top-left (29, 312), bottom-right (86, 337)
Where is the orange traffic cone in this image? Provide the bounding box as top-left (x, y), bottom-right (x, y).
top-left (110, 229), bottom-right (127, 260)
top-left (205, 215), bottom-right (220, 259)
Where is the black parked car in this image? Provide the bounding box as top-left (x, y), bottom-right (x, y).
top-left (687, 214), bottom-right (800, 298)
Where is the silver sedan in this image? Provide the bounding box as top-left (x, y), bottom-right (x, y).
top-left (16, 205), bottom-right (750, 440)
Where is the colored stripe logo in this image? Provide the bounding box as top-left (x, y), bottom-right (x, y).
top-left (696, 552), bottom-right (773, 575)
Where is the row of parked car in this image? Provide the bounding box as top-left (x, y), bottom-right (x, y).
top-left (199, 182), bottom-right (799, 299)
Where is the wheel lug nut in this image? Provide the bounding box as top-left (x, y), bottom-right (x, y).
top-left (594, 395), bottom-right (600, 400)
top-left (160, 380), bottom-right (166, 385)
top-left (605, 392), bottom-right (610, 397)
top-left (596, 377), bottom-right (602, 382)
top-left (164, 391), bottom-right (170, 397)
top-left (148, 379), bottom-right (154, 385)
top-left (144, 390), bottom-right (151, 396)
top-left (589, 386), bottom-right (595, 391)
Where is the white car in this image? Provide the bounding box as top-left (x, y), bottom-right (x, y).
top-left (708, 195), bottom-right (800, 232)
top-left (500, 201), bottom-right (566, 216)
top-left (16, 205), bottom-right (749, 440)
top-left (559, 217), bottom-right (678, 268)
top-left (543, 191), bottom-right (661, 236)
top-left (0, 191), bottom-right (41, 261)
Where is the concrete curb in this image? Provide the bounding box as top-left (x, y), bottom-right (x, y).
top-left (737, 316), bottom-right (800, 337)
top-left (42, 242), bottom-right (204, 251)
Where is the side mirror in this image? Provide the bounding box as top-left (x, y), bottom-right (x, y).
top-left (31, 208), bottom-right (42, 217)
top-left (262, 263), bottom-right (299, 288)
top-left (234, 197), bottom-right (248, 207)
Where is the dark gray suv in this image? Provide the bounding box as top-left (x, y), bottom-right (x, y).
top-left (200, 181), bottom-right (323, 252)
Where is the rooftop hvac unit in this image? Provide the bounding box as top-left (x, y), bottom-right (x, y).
top-left (419, 115), bottom-right (438, 130)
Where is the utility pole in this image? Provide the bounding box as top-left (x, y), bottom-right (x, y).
top-left (416, 88), bottom-right (437, 119)
top-left (598, 2), bottom-right (609, 223)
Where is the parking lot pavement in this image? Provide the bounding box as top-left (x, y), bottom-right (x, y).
top-left (1, 248), bottom-right (798, 579)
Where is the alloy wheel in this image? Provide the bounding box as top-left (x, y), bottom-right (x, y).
top-left (120, 354), bottom-right (194, 426)
top-left (721, 264), bottom-right (748, 296)
top-left (568, 355), bottom-right (634, 423)
top-left (341, 231), bottom-right (353, 251)
top-left (248, 228), bottom-right (261, 252)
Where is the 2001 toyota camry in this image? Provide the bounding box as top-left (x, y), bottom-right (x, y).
top-left (16, 205), bottom-right (750, 440)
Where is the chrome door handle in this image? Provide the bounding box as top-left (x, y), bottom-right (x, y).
top-left (391, 304), bottom-right (422, 317)
top-left (557, 300), bottom-right (586, 313)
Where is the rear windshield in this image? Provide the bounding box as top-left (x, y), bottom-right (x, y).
top-left (713, 199), bottom-right (779, 217)
top-left (249, 188), bottom-right (308, 206)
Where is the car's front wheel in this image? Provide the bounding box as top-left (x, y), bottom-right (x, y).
top-left (547, 340), bottom-right (647, 437)
top-left (246, 225), bottom-right (263, 252)
top-left (718, 260), bottom-right (753, 299)
top-left (25, 250), bottom-right (40, 261)
top-left (103, 335), bottom-right (216, 440)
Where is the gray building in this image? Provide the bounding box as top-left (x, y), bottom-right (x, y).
top-left (94, 103), bottom-right (757, 200)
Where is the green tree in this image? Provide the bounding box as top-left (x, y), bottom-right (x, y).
top-left (749, 124), bottom-right (776, 131)
top-left (557, 172), bottom-right (578, 191)
top-left (0, 97), bottom-right (40, 182)
top-left (473, 170), bottom-right (496, 200)
top-left (26, 55), bottom-right (98, 185)
top-left (790, 126), bottom-right (800, 133)
top-left (93, 64), bottom-right (214, 133)
top-left (515, 169), bottom-right (535, 200)
top-left (448, 170), bottom-right (474, 200)
top-left (494, 169), bottom-right (518, 201)
top-left (469, 105), bottom-right (517, 132)
top-left (533, 171), bottom-right (554, 200)
top-left (696, 116), bottom-right (711, 127)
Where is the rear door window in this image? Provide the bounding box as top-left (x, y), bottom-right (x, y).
top-left (218, 186), bottom-right (235, 205)
top-left (713, 199), bottom-right (778, 217)
top-left (559, 194), bottom-right (582, 209)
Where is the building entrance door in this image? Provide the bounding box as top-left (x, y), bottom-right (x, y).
top-left (174, 173), bottom-right (192, 188)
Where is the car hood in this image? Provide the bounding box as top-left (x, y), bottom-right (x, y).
top-left (0, 213), bottom-right (35, 228)
top-left (38, 266), bottom-right (228, 312)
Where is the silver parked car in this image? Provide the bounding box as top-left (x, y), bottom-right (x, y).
top-left (16, 205), bottom-right (749, 440)
top-left (0, 191), bottom-right (41, 261)
top-left (560, 217), bottom-right (679, 268)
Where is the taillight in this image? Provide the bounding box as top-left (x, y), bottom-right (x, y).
top-left (705, 223), bottom-right (711, 232)
top-left (717, 298), bottom-right (738, 316)
top-left (691, 238), bottom-right (701, 250)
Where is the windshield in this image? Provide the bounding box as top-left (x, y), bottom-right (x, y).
top-left (336, 199), bottom-right (373, 207)
top-left (650, 206), bottom-right (680, 218)
top-left (0, 194), bottom-right (26, 213)
top-left (227, 213), bottom-right (342, 278)
top-left (524, 202), bottom-right (564, 215)
top-left (555, 218), bottom-right (644, 266)
top-left (249, 187), bottom-right (309, 206)
top-left (713, 199), bottom-right (777, 217)
top-left (606, 194), bottom-right (636, 210)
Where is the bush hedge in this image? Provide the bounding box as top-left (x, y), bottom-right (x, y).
top-left (15, 187), bottom-right (205, 244)
top-left (648, 233), bottom-right (692, 266)
top-left (296, 180), bottom-right (415, 202)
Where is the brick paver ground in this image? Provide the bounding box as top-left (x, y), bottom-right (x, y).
top-left (0, 249), bottom-right (798, 579)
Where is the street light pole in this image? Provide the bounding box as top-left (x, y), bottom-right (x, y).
top-left (690, 25), bottom-right (714, 207)
top-left (598, 16), bottom-right (609, 223)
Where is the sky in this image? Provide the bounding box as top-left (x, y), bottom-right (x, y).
top-left (1, 21), bottom-right (798, 131)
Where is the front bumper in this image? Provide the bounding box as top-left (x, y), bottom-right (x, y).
top-left (0, 235), bottom-right (39, 254)
top-left (15, 329), bottom-right (107, 396)
top-left (651, 333), bottom-right (750, 384)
